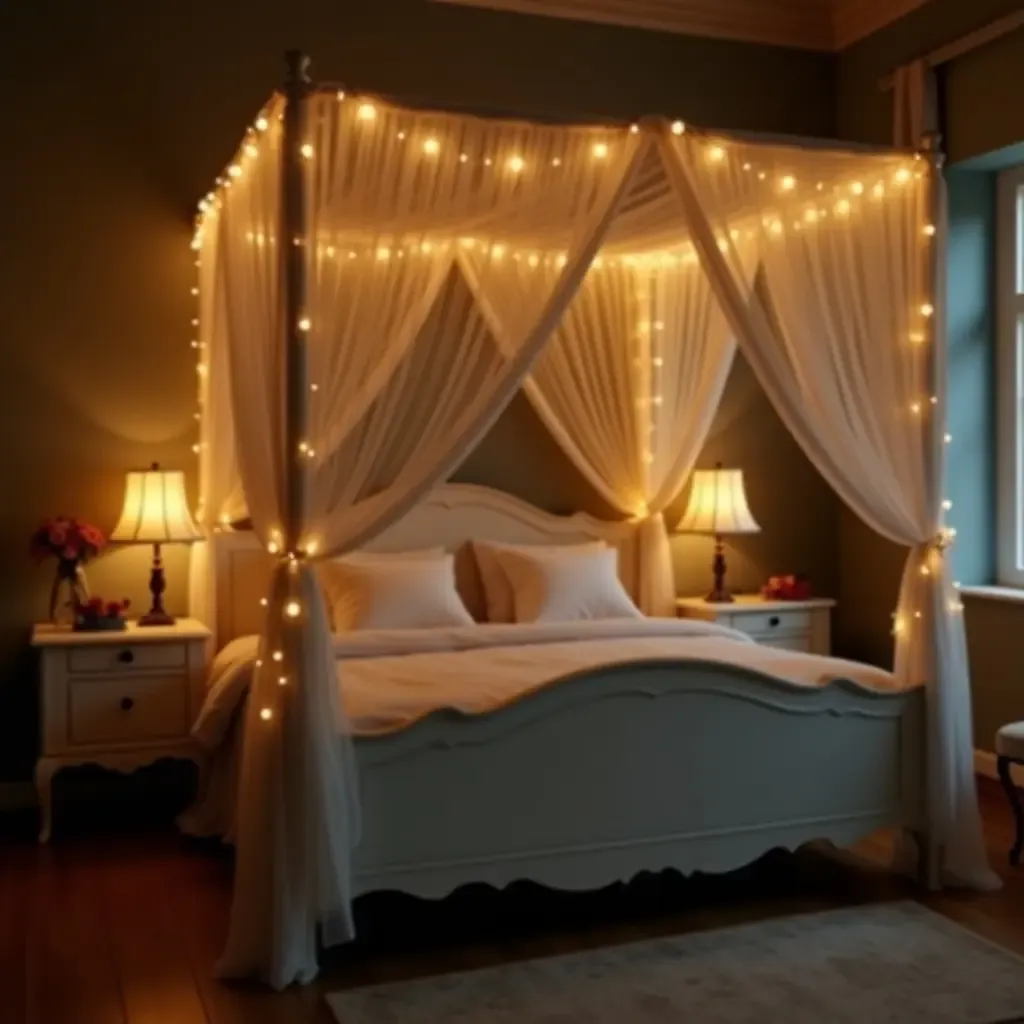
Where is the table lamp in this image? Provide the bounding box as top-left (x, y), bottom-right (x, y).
top-left (676, 463), bottom-right (760, 603)
top-left (110, 462), bottom-right (202, 625)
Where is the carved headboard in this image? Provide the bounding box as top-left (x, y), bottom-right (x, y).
top-left (212, 483), bottom-right (638, 649)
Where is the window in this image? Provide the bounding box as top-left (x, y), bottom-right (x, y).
top-left (997, 166), bottom-right (1024, 586)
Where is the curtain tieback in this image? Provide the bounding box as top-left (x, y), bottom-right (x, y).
top-left (929, 527), bottom-right (956, 555)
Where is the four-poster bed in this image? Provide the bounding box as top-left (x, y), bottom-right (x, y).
top-left (184, 51), bottom-right (996, 988)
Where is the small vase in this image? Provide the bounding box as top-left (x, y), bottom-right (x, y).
top-left (49, 560), bottom-right (89, 625)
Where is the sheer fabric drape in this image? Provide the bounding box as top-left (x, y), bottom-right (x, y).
top-left (660, 129), bottom-right (997, 890)
top-left (470, 256), bottom-right (735, 615)
top-left (187, 189), bottom-right (246, 637)
top-left (212, 94), bottom-right (647, 987)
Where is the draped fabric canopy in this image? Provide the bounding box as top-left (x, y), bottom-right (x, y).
top-left (189, 72), bottom-right (996, 987)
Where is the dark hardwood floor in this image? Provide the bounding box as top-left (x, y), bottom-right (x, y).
top-left (3, 777), bottom-right (1024, 1023)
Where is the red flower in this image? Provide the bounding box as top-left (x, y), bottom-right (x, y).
top-left (79, 524), bottom-right (106, 550)
top-left (49, 522), bottom-right (69, 546)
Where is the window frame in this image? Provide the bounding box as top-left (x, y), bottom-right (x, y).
top-left (996, 165), bottom-right (1024, 586)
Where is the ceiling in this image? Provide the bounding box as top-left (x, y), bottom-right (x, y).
top-left (431, 0), bottom-right (932, 51)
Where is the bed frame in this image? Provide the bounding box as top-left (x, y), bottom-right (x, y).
top-left (211, 482), bottom-right (932, 902)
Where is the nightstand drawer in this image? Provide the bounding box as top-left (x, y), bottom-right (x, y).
top-left (69, 675), bottom-right (188, 746)
top-left (68, 642), bottom-right (186, 675)
top-left (733, 610), bottom-right (810, 636)
top-left (760, 635), bottom-right (811, 653)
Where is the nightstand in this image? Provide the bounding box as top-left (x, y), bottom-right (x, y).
top-left (675, 595), bottom-right (835, 655)
top-left (31, 618), bottom-right (211, 842)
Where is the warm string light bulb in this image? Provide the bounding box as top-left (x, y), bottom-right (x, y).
top-left (300, 143), bottom-right (314, 159)
top-left (707, 145), bottom-right (725, 163)
top-left (422, 137), bottom-right (440, 156)
top-left (284, 600), bottom-right (301, 618)
top-left (260, 707), bottom-right (273, 721)
top-left (592, 142), bottom-right (609, 160)
top-left (507, 155), bottom-right (525, 173)
top-left (671, 121), bottom-right (685, 135)
top-left (272, 650), bottom-right (284, 662)
top-left (357, 103), bottom-right (376, 121)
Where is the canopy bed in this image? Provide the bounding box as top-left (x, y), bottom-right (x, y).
top-left (185, 51), bottom-right (996, 988)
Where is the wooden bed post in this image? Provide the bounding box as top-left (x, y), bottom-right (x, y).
top-left (918, 129), bottom-right (945, 890)
top-left (281, 49), bottom-right (312, 553)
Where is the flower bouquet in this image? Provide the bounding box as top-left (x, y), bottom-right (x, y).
top-left (762, 573), bottom-right (812, 601)
top-left (74, 596), bottom-right (130, 632)
top-left (30, 517), bottom-right (107, 623)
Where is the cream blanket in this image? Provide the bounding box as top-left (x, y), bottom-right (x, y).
top-left (193, 618), bottom-right (899, 748)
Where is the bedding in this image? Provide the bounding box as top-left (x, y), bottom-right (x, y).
top-left (318, 550), bottom-right (473, 631)
top-left (194, 617), bottom-right (900, 750)
top-left (493, 545), bottom-right (641, 623)
top-left (471, 540), bottom-right (606, 623)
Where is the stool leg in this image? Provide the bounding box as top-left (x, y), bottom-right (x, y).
top-left (997, 755), bottom-right (1024, 866)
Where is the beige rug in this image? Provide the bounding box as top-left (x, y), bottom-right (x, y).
top-left (327, 902), bottom-right (1024, 1023)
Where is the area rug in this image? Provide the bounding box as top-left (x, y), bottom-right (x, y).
top-left (327, 902), bottom-right (1024, 1023)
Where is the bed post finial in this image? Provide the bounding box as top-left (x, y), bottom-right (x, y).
top-left (284, 49), bottom-right (312, 87)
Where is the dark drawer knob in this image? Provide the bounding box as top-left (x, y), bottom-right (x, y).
top-left (768, 616), bottom-right (781, 628)
top-left (120, 697), bottom-right (134, 712)
top-left (117, 650), bottom-right (134, 664)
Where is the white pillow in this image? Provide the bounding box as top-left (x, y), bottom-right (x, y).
top-left (319, 550), bottom-right (473, 631)
top-left (471, 540), bottom-right (607, 623)
top-left (492, 546), bottom-right (642, 624)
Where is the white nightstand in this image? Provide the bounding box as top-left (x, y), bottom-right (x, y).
top-left (31, 618), bottom-right (211, 842)
top-left (675, 595), bottom-right (835, 655)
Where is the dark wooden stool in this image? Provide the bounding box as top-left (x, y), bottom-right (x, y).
top-left (996, 723), bottom-right (1024, 865)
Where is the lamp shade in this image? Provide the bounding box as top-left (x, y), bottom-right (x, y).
top-left (110, 466), bottom-right (202, 544)
top-left (676, 468), bottom-right (760, 536)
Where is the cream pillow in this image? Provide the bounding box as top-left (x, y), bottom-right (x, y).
top-left (472, 540), bottom-right (606, 623)
top-left (492, 546), bottom-right (642, 624)
top-left (319, 550), bottom-right (473, 631)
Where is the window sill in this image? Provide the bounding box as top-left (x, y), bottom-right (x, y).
top-left (959, 585), bottom-right (1024, 605)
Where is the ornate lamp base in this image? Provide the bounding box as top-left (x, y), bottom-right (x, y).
top-left (704, 534), bottom-right (735, 604)
top-left (140, 542), bottom-right (176, 626)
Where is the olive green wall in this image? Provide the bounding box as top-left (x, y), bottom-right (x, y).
top-left (0, 1), bottom-right (838, 785)
top-left (838, 0), bottom-right (1024, 161)
top-left (836, 2), bottom-right (1021, 746)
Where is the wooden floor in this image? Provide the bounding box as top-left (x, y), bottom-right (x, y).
top-left (3, 778), bottom-right (1024, 1023)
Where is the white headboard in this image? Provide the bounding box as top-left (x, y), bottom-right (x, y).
top-left (212, 483), bottom-right (638, 648)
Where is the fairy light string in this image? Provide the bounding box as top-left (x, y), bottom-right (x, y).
top-left (191, 93), bottom-right (943, 717)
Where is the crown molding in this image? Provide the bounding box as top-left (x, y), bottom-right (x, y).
top-left (832, 0), bottom-right (931, 49)
top-left (431, 0), bottom-right (933, 51)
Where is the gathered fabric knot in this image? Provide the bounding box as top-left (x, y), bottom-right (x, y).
top-left (930, 526), bottom-right (956, 554)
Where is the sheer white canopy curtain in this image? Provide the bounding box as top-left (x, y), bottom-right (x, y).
top-left (658, 129), bottom-right (998, 891)
top-left (206, 91), bottom-right (651, 987)
top-left (470, 256), bottom-right (737, 615)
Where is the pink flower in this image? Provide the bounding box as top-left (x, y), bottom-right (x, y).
top-left (62, 544), bottom-right (79, 560)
